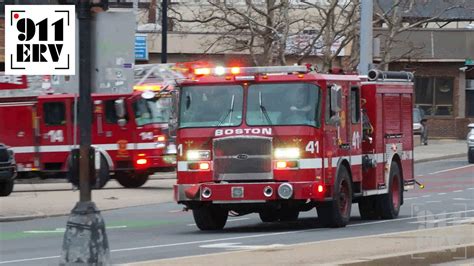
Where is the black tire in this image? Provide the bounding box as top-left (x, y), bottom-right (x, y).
top-left (192, 205), bottom-right (228, 231)
top-left (468, 149), bottom-right (474, 164)
top-left (377, 162), bottom-right (402, 219)
top-left (358, 196), bottom-right (379, 220)
top-left (0, 180), bottom-right (14, 197)
top-left (278, 208), bottom-right (300, 222)
top-left (317, 166), bottom-right (352, 227)
top-left (94, 155), bottom-right (110, 189)
top-left (259, 209), bottom-right (279, 222)
top-left (67, 154), bottom-right (109, 189)
top-left (115, 172), bottom-right (149, 188)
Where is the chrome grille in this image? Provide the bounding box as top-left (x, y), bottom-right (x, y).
top-left (213, 136), bottom-right (272, 181)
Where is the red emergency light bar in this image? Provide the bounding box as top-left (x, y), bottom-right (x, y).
top-left (193, 65), bottom-right (308, 77)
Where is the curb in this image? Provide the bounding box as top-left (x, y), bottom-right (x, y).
top-left (0, 212), bottom-right (47, 222)
top-left (414, 153), bottom-right (466, 163)
top-left (339, 243), bottom-right (474, 265)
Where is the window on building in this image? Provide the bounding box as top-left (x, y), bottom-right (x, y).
top-left (44, 102), bottom-right (66, 126)
top-left (466, 79), bottom-right (474, 117)
top-left (414, 77), bottom-right (454, 116)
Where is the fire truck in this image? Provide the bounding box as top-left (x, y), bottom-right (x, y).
top-left (171, 66), bottom-right (415, 230)
top-left (0, 67), bottom-right (179, 188)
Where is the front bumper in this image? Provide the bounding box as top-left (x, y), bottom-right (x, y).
top-left (174, 182), bottom-right (326, 203)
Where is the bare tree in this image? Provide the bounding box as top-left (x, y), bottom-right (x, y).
top-left (168, 1), bottom-right (358, 68)
top-left (374, 0), bottom-right (466, 70)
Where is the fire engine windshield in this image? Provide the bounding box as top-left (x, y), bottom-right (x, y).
top-left (247, 83), bottom-right (320, 127)
top-left (133, 96), bottom-right (172, 126)
top-left (179, 85), bottom-right (243, 128)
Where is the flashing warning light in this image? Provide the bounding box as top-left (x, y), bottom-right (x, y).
top-left (134, 85), bottom-right (161, 92)
top-left (215, 66), bottom-right (226, 76)
top-left (230, 67), bottom-right (240, 75)
top-left (199, 162), bottom-right (210, 170)
top-left (276, 161), bottom-right (287, 169)
top-left (136, 158), bottom-right (148, 165)
top-left (317, 185), bottom-right (324, 193)
top-left (194, 68), bottom-right (211, 76)
top-left (156, 135), bottom-right (166, 142)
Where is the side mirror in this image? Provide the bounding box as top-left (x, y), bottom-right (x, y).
top-left (114, 98), bottom-right (126, 119)
top-left (168, 90), bottom-right (179, 137)
top-left (330, 85), bottom-right (342, 113)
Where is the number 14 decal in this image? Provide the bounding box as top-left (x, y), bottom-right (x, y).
top-left (305, 141), bottom-right (319, 154)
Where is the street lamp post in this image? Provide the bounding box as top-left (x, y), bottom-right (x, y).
top-left (161, 0), bottom-right (168, 63)
top-left (60, 0), bottom-right (110, 264)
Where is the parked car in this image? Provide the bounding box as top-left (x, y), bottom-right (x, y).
top-left (468, 123), bottom-right (474, 163)
top-left (0, 144), bottom-right (17, 196)
top-left (413, 107), bottom-right (428, 145)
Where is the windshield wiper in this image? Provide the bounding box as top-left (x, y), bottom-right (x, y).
top-left (215, 94), bottom-right (235, 127)
top-left (259, 92), bottom-right (281, 144)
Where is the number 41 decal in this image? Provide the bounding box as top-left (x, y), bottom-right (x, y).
top-left (305, 141), bottom-right (319, 154)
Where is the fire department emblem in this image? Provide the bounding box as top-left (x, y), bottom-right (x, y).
top-left (235, 154), bottom-right (249, 160)
top-left (185, 140), bottom-right (193, 147)
top-left (117, 140), bottom-right (129, 157)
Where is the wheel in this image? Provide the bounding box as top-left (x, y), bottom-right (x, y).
top-left (192, 205), bottom-right (228, 231)
top-left (115, 172), bottom-right (149, 188)
top-left (358, 196), bottom-right (379, 220)
top-left (67, 154), bottom-right (109, 189)
top-left (377, 162), bottom-right (402, 219)
top-left (0, 180), bottom-right (14, 197)
top-left (317, 166), bottom-right (352, 227)
top-left (468, 149), bottom-right (474, 164)
top-left (94, 155), bottom-right (110, 189)
top-left (259, 209), bottom-right (279, 222)
top-left (278, 208), bottom-right (299, 222)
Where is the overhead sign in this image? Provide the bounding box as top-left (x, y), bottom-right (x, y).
top-left (135, 34), bottom-right (148, 61)
top-left (5, 5), bottom-right (76, 75)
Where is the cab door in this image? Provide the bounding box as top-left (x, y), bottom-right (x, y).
top-left (349, 85), bottom-right (362, 183)
top-left (37, 97), bottom-right (73, 172)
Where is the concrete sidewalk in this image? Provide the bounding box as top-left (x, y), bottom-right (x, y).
top-left (0, 139), bottom-right (467, 222)
top-left (414, 139), bottom-right (467, 163)
top-left (129, 224), bottom-right (474, 266)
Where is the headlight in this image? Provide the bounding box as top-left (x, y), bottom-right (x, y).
top-left (186, 150), bottom-right (211, 160)
top-left (274, 148), bottom-right (300, 159)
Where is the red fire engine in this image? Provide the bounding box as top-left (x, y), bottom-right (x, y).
top-left (0, 72), bottom-right (177, 188)
top-left (171, 66), bottom-right (415, 230)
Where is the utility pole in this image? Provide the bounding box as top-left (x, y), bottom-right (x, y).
top-left (161, 0), bottom-right (168, 63)
top-left (60, 0), bottom-right (110, 264)
top-left (359, 0), bottom-right (373, 75)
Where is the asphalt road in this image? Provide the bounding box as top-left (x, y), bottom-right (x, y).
top-left (0, 158), bottom-right (473, 265)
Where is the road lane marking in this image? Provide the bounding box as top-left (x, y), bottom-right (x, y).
top-left (200, 242), bottom-right (285, 250)
top-left (468, 188), bottom-right (474, 190)
top-left (3, 209), bottom-right (474, 265)
top-left (23, 225), bottom-right (127, 234)
top-left (453, 190), bottom-right (463, 193)
top-left (409, 217), bottom-right (458, 224)
top-left (404, 197), bottom-right (418, 200)
top-left (168, 210), bottom-right (183, 213)
top-left (453, 198), bottom-right (471, 201)
top-left (421, 195), bottom-right (431, 198)
top-left (429, 165), bottom-right (474, 175)
top-left (438, 193), bottom-right (447, 195)
top-left (425, 201), bottom-right (441, 203)
top-left (187, 217), bottom-right (250, 226)
top-left (448, 218), bottom-right (474, 224)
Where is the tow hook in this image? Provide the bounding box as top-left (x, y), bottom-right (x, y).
top-left (415, 180), bottom-right (425, 189)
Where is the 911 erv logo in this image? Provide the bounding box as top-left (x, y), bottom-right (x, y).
top-left (5, 5), bottom-right (75, 75)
